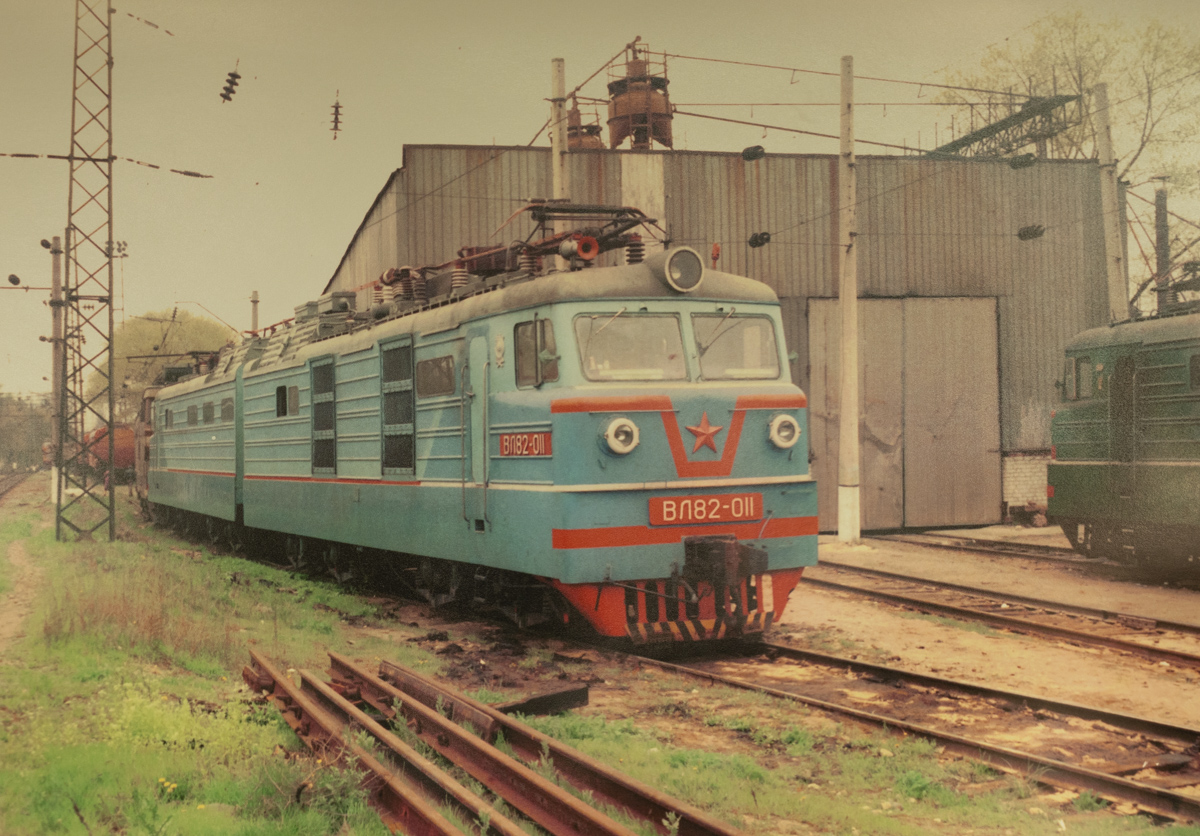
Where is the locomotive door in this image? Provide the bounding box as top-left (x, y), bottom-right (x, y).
top-left (464, 336), bottom-right (490, 530)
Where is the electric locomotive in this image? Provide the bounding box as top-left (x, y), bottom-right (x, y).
top-left (1048, 306), bottom-right (1200, 568)
top-left (142, 204), bottom-right (818, 642)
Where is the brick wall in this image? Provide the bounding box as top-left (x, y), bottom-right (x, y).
top-left (1002, 452), bottom-right (1050, 509)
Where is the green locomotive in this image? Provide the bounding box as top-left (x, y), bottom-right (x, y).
top-left (1048, 306), bottom-right (1200, 567)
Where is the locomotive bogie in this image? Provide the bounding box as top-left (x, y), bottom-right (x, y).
top-left (144, 250), bottom-right (818, 641)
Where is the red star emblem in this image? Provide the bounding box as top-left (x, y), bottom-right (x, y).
top-left (686, 411), bottom-right (724, 453)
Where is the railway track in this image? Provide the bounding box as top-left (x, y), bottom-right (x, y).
top-left (244, 650), bottom-right (744, 836)
top-left (870, 532), bottom-right (1090, 567)
top-left (0, 472), bottom-right (31, 503)
top-left (803, 560), bottom-right (1200, 670)
top-left (632, 642), bottom-right (1200, 822)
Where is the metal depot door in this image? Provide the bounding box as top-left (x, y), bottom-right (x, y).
top-left (808, 297), bottom-right (1002, 531)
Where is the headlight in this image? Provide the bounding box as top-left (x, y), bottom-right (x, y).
top-left (768, 414), bottom-right (801, 449)
top-left (603, 417), bottom-right (640, 455)
top-left (645, 246), bottom-right (705, 293)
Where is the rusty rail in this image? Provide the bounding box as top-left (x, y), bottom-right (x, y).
top-left (803, 570), bottom-right (1200, 670)
top-left (633, 652), bottom-right (1200, 822)
top-left (328, 651), bottom-right (744, 836)
top-left (294, 669), bottom-right (531, 836)
top-left (324, 652), bottom-right (643, 836)
top-left (241, 649), bottom-right (468, 836)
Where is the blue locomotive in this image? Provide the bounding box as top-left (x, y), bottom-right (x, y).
top-left (1048, 304), bottom-right (1200, 569)
top-left (142, 205), bottom-right (818, 642)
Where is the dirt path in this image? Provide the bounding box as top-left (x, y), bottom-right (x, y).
top-left (0, 477), bottom-right (46, 660)
top-left (0, 540), bottom-right (41, 659)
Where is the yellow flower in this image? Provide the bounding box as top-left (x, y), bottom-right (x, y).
top-left (197, 804), bottom-right (206, 810)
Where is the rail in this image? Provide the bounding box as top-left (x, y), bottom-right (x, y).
top-left (630, 650), bottom-right (1200, 822)
top-left (803, 563), bottom-right (1200, 669)
top-left (247, 650), bottom-right (745, 836)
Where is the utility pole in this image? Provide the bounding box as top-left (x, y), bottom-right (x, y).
top-left (837, 55), bottom-right (861, 544)
top-left (1094, 83), bottom-right (1127, 322)
top-left (550, 57), bottom-right (569, 270)
top-left (48, 236), bottom-right (64, 506)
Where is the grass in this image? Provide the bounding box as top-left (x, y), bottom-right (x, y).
top-left (0, 479), bottom-right (427, 835)
top-left (6, 476), bottom-right (1200, 835)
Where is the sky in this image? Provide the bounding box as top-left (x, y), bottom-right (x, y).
top-left (1, 0), bottom-right (1196, 397)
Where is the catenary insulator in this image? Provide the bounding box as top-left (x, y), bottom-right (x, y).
top-left (410, 269), bottom-right (428, 304)
top-left (626, 234), bottom-right (645, 264)
top-left (518, 248), bottom-right (538, 274)
top-left (451, 261), bottom-right (469, 291)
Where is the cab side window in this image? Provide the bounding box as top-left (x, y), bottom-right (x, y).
top-left (1064, 356), bottom-right (1092, 400)
top-left (515, 318), bottom-right (559, 387)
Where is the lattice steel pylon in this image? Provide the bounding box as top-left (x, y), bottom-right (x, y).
top-left (57, 0), bottom-right (116, 541)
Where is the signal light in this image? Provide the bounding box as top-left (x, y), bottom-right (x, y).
top-left (220, 68), bottom-right (241, 103)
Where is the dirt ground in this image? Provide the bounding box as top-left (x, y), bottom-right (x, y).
top-left (0, 480), bottom-right (46, 660)
top-left (777, 538), bottom-right (1200, 731)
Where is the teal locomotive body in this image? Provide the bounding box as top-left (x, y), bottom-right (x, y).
top-left (145, 217), bottom-right (818, 643)
top-left (1048, 309), bottom-right (1200, 567)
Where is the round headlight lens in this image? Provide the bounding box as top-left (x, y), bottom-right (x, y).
top-left (604, 417), bottom-right (640, 455)
top-left (768, 414), bottom-right (801, 449)
top-left (665, 248), bottom-right (704, 292)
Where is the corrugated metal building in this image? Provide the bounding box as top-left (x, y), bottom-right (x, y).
top-left (324, 144), bottom-right (1110, 530)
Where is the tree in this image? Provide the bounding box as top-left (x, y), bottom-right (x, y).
top-left (941, 11), bottom-right (1200, 292)
top-left (87, 309), bottom-right (234, 423)
top-left (0, 391), bottom-right (52, 470)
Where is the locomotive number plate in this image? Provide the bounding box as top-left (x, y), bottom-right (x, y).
top-left (498, 432), bottom-right (552, 457)
top-left (649, 493), bottom-right (763, 525)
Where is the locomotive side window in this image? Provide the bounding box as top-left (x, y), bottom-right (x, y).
top-left (1191, 355), bottom-right (1200, 389)
top-left (416, 356), bottom-right (456, 398)
top-left (187, 405), bottom-right (198, 426)
top-left (1064, 356), bottom-right (1093, 400)
top-left (381, 340), bottom-right (415, 473)
top-left (202, 402), bottom-right (215, 425)
top-left (275, 385), bottom-right (299, 417)
top-left (164, 408), bottom-right (173, 429)
top-left (1077, 357), bottom-right (1093, 398)
top-left (515, 318), bottom-right (559, 387)
top-left (574, 313), bottom-right (687, 381)
top-left (692, 313), bottom-right (780, 380)
top-left (221, 398), bottom-right (234, 422)
top-left (311, 360), bottom-right (336, 473)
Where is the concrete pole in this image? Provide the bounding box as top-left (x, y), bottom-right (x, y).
top-left (1094, 83), bottom-right (1127, 322)
top-left (837, 55), bottom-right (861, 544)
top-left (49, 235), bottom-right (63, 505)
top-left (251, 290), bottom-right (259, 333)
top-left (550, 58), bottom-right (569, 270)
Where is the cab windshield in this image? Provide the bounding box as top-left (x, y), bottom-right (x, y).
top-left (692, 313), bottom-right (780, 379)
top-left (574, 313), bottom-right (687, 381)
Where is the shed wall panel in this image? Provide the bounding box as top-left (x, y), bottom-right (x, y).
top-left (326, 146), bottom-right (1110, 461)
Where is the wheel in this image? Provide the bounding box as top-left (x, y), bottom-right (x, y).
top-left (204, 516), bottom-right (223, 549)
top-left (284, 535), bottom-right (307, 572)
top-left (224, 521), bottom-right (246, 555)
top-left (323, 541), bottom-right (356, 586)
